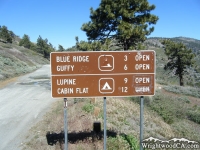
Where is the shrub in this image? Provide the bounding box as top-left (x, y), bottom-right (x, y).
top-left (121, 134), bottom-right (140, 150)
top-left (187, 108), bottom-right (200, 124)
top-left (149, 92), bottom-right (188, 124)
top-left (82, 103), bottom-right (94, 113)
top-left (163, 85), bottom-right (200, 98)
top-left (177, 96), bottom-right (190, 104)
top-left (107, 135), bottom-right (130, 150)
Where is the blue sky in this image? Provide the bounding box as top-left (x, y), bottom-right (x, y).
top-left (0, 0), bottom-right (200, 49)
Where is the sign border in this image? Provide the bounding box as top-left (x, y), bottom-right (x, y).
top-left (50, 50), bottom-right (156, 98)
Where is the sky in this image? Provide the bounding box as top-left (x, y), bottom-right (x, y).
top-left (0, 0), bottom-right (200, 49)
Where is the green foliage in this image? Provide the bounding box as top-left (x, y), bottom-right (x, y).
top-left (187, 107), bottom-right (200, 124)
top-left (177, 96), bottom-right (190, 104)
top-left (136, 42), bottom-right (146, 50)
top-left (66, 46), bottom-right (77, 51)
top-left (149, 91), bottom-right (188, 124)
top-left (107, 136), bottom-right (130, 150)
top-left (81, 0), bottom-right (159, 50)
top-left (30, 42), bottom-right (38, 51)
top-left (0, 25), bottom-right (12, 43)
top-left (37, 35), bottom-right (54, 58)
top-left (78, 40), bottom-right (91, 51)
top-left (161, 40), bottom-right (196, 86)
top-left (121, 134), bottom-right (140, 150)
top-left (58, 44), bottom-right (65, 51)
top-left (82, 103), bottom-right (94, 113)
top-left (100, 38), bottom-right (112, 51)
top-left (19, 34), bottom-right (31, 49)
top-left (57, 45), bottom-right (64, 51)
top-left (75, 36), bottom-right (79, 50)
top-left (75, 36), bottom-right (113, 51)
top-left (8, 30), bottom-right (15, 38)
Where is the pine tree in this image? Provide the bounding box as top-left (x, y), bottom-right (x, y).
top-left (161, 40), bottom-right (196, 86)
top-left (75, 36), bottom-right (80, 50)
top-left (37, 35), bottom-right (45, 54)
top-left (58, 44), bottom-right (65, 51)
top-left (0, 25), bottom-right (12, 43)
top-left (37, 36), bottom-right (52, 58)
top-left (19, 34), bottom-right (31, 49)
top-left (30, 42), bottom-right (38, 51)
top-left (8, 30), bottom-right (15, 38)
top-left (78, 41), bottom-right (91, 51)
top-left (81, 0), bottom-right (159, 50)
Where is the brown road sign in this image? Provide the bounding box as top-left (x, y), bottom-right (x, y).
top-left (51, 74), bottom-right (155, 98)
top-left (50, 50), bottom-right (155, 75)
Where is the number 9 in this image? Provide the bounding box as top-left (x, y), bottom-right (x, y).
top-left (124, 78), bottom-right (128, 83)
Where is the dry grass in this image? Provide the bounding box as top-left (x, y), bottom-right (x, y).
top-left (95, 97), bottom-right (175, 140)
top-left (20, 85), bottom-right (200, 150)
top-left (21, 98), bottom-right (102, 150)
top-left (21, 96), bottom-right (179, 150)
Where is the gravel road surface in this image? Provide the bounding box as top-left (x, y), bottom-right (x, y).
top-left (0, 65), bottom-right (56, 150)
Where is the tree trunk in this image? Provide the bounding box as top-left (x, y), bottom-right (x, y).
top-left (123, 39), bottom-right (128, 51)
top-left (178, 56), bottom-right (184, 86)
top-left (179, 74), bottom-right (184, 86)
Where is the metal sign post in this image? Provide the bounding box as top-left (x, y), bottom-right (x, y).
top-left (140, 96), bottom-right (144, 150)
top-left (103, 97), bottom-right (107, 150)
top-left (64, 98), bottom-right (68, 150)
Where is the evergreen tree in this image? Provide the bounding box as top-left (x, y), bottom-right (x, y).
top-left (75, 36), bottom-right (80, 50)
top-left (0, 25), bottom-right (12, 43)
top-left (81, 0), bottom-right (158, 50)
top-left (19, 34), bottom-right (31, 49)
top-left (66, 46), bottom-right (77, 51)
top-left (8, 30), bottom-right (15, 38)
top-left (37, 35), bottom-right (45, 54)
top-left (30, 42), bottom-right (38, 51)
top-left (78, 41), bottom-right (91, 51)
top-left (37, 35), bottom-right (52, 58)
top-left (58, 44), bottom-right (65, 51)
top-left (49, 42), bottom-right (53, 49)
top-left (162, 40), bottom-right (196, 86)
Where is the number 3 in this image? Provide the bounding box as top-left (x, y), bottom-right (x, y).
top-left (124, 55), bottom-right (127, 61)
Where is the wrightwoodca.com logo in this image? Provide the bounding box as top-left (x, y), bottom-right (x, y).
top-left (142, 137), bottom-right (199, 149)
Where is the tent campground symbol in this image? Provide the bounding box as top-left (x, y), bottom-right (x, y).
top-left (102, 82), bottom-right (112, 90)
top-left (99, 78), bottom-right (115, 93)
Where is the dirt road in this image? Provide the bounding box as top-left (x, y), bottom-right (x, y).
top-left (0, 65), bottom-right (56, 150)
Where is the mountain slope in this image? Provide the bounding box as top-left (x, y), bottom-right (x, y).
top-left (0, 38), bottom-right (49, 81)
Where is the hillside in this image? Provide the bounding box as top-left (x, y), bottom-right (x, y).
top-left (0, 36), bottom-right (49, 81)
top-left (146, 37), bottom-right (200, 54)
top-left (144, 37), bottom-right (200, 88)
